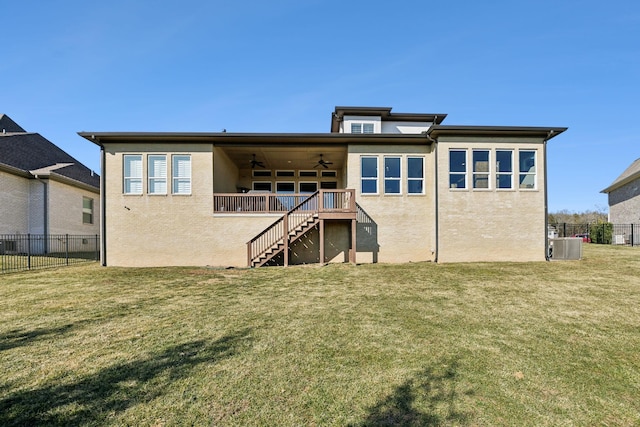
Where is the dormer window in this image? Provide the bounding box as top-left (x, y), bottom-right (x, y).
top-left (351, 123), bottom-right (374, 134)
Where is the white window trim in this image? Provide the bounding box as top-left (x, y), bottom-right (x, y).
top-left (495, 149), bottom-right (514, 191)
top-left (252, 181), bottom-right (272, 192)
top-left (148, 154), bottom-right (168, 195)
top-left (172, 154), bottom-right (192, 195)
top-left (518, 150), bottom-right (537, 190)
top-left (361, 156), bottom-right (379, 195)
top-left (299, 170), bottom-right (318, 177)
top-left (82, 197), bottom-right (94, 224)
top-left (252, 170), bottom-right (272, 177)
top-left (383, 156), bottom-right (402, 195)
top-left (276, 181), bottom-right (296, 193)
top-left (123, 154), bottom-right (143, 195)
top-left (299, 181), bottom-right (318, 193)
top-left (449, 149), bottom-right (468, 190)
top-left (472, 149), bottom-right (491, 190)
top-left (407, 156), bottom-right (425, 195)
top-left (275, 170), bottom-right (295, 178)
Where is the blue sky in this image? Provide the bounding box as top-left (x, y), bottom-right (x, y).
top-left (3, 0), bottom-right (639, 212)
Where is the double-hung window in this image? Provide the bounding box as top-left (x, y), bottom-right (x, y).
top-left (407, 157), bottom-right (424, 194)
top-left (82, 197), bottom-right (93, 224)
top-left (472, 150), bottom-right (490, 189)
top-left (496, 150), bottom-right (513, 189)
top-left (123, 155), bottom-right (143, 194)
top-left (361, 156), bottom-right (378, 194)
top-left (449, 150), bottom-right (467, 189)
top-left (148, 155), bottom-right (167, 194)
top-left (519, 150), bottom-right (536, 189)
top-left (384, 157), bottom-right (401, 194)
top-left (172, 155), bottom-right (192, 194)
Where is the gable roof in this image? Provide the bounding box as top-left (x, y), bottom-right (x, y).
top-left (0, 131), bottom-right (99, 190)
top-left (601, 158), bottom-right (640, 194)
top-left (331, 106), bottom-right (447, 132)
top-left (0, 114), bottom-right (26, 133)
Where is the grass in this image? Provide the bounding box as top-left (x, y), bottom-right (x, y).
top-left (1, 245), bottom-right (639, 426)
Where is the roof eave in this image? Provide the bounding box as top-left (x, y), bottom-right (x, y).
top-left (427, 125), bottom-right (568, 139)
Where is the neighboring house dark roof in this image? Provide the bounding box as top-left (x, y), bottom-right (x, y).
top-left (601, 158), bottom-right (640, 193)
top-left (0, 117), bottom-right (99, 190)
top-left (0, 114), bottom-right (26, 133)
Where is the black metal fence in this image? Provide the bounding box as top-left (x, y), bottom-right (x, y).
top-left (550, 223), bottom-right (640, 246)
top-left (0, 234), bottom-right (100, 274)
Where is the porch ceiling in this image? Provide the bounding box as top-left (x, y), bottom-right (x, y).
top-left (222, 146), bottom-right (347, 170)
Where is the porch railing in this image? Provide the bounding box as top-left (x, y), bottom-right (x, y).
top-left (214, 193), bottom-right (314, 213)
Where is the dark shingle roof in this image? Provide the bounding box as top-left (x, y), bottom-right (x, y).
top-left (601, 158), bottom-right (640, 193)
top-left (0, 132), bottom-right (99, 189)
top-left (0, 114), bottom-right (27, 133)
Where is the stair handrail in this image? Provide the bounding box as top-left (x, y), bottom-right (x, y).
top-left (247, 191), bottom-right (319, 266)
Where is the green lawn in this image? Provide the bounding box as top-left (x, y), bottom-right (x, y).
top-left (1, 245), bottom-right (639, 426)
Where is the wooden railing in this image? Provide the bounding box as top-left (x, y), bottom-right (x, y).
top-left (214, 193), bottom-right (314, 213)
top-left (246, 190), bottom-right (355, 266)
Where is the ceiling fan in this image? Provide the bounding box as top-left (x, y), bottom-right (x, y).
top-left (250, 154), bottom-right (265, 169)
top-left (314, 154), bottom-right (333, 169)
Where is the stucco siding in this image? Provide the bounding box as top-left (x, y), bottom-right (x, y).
top-left (608, 179), bottom-right (640, 224)
top-left (436, 138), bottom-right (546, 262)
top-left (0, 170), bottom-right (30, 234)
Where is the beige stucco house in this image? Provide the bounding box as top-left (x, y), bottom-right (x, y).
top-left (79, 106), bottom-right (565, 267)
top-left (0, 114), bottom-right (100, 236)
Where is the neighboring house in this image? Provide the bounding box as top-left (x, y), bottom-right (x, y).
top-left (79, 106), bottom-right (565, 267)
top-left (601, 158), bottom-right (640, 224)
top-left (0, 114), bottom-right (100, 243)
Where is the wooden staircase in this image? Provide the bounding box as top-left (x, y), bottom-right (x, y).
top-left (247, 190), bottom-right (356, 267)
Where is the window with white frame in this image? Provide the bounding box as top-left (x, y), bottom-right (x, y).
top-left (407, 157), bottom-right (424, 194)
top-left (276, 182), bottom-right (295, 193)
top-left (519, 150), bottom-right (536, 189)
top-left (496, 150), bottom-right (513, 189)
top-left (361, 156), bottom-right (378, 194)
top-left (123, 154), bottom-right (143, 194)
top-left (252, 181), bottom-right (272, 192)
top-left (384, 157), bottom-right (401, 194)
top-left (172, 155), bottom-right (191, 194)
top-left (148, 155), bottom-right (167, 194)
top-left (299, 182), bottom-right (318, 193)
top-left (472, 150), bottom-right (490, 189)
top-left (351, 123), bottom-right (374, 134)
top-left (82, 197), bottom-right (93, 224)
top-left (449, 150), bottom-right (467, 189)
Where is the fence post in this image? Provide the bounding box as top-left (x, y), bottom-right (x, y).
top-left (632, 224), bottom-right (634, 247)
top-left (27, 234), bottom-right (31, 270)
top-left (602, 224), bottom-right (605, 244)
top-left (563, 223), bottom-right (566, 238)
top-left (65, 234), bottom-right (69, 265)
top-left (95, 234), bottom-right (99, 261)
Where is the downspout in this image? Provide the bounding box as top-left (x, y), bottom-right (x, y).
top-left (543, 131), bottom-right (554, 261)
top-left (424, 130), bottom-right (438, 262)
top-left (97, 137), bottom-right (107, 266)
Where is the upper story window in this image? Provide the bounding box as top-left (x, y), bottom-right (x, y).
top-left (172, 155), bottom-right (192, 195)
top-left (496, 150), bottom-right (513, 189)
top-left (472, 150), bottom-right (490, 189)
top-left (449, 150), bottom-right (467, 189)
top-left (123, 154), bottom-right (143, 194)
top-left (82, 197), bottom-right (94, 224)
top-left (384, 157), bottom-right (401, 194)
top-left (351, 123), bottom-right (374, 134)
top-left (148, 155), bottom-right (167, 194)
top-left (407, 157), bottom-right (424, 194)
top-left (361, 156), bottom-right (378, 194)
top-left (519, 150), bottom-right (536, 189)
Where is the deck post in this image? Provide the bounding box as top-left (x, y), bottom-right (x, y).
top-left (320, 219), bottom-right (325, 264)
top-left (350, 218), bottom-right (357, 263)
top-left (283, 213), bottom-right (289, 267)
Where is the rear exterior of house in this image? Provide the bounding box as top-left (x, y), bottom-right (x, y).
top-left (80, 107), bottom-right (565, 267)
top-left (0, 115), bottom-right (100, 238)
top-left (601, 158), bottom-right (640, 224)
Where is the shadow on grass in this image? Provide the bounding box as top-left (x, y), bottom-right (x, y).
top-left (0, 328), bottom-right (252, 426)
top-left (355, 360), bottom-right (471, 426)
top-left (0, 324), bottom-right (81, 352)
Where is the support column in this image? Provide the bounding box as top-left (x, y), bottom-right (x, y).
top-left (350, 218), bottom-right (357, 263)
top-left (319, 220), bottom-right (325, 264)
